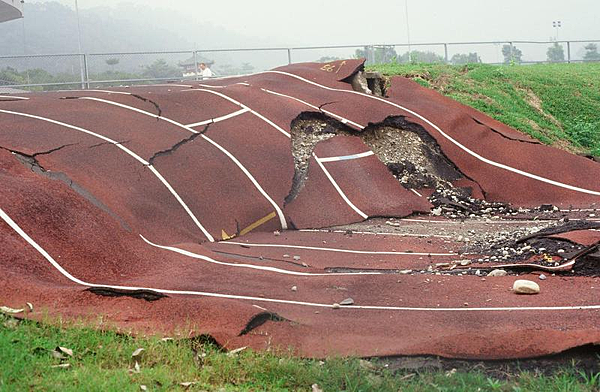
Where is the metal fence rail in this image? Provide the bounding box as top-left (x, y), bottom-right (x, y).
top-left (1, 39), bottom-right (600, 92)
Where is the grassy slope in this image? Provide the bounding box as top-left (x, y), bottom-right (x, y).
top-left (1, 314), bottom-right (599, 391)
top-left (369, 62), bottom-right (600, 156)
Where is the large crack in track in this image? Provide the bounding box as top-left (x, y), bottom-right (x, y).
top-left (147, 124), bottom-right (209, 166)
top-left (1, 143), bottom-right (131, 231)
top-left (287, 111), bottom-right (505, 219)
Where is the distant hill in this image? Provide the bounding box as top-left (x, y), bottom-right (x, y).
top-left (0, 1), bottom-right (262, 54)
top-left (0, 1), bottom-right (288, 75)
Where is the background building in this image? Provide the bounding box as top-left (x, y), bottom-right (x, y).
top-left (0, 0), bottom-right (23, 23)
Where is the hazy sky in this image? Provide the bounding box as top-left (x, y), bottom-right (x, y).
top-left (28, 0), bottom-right (600, 46)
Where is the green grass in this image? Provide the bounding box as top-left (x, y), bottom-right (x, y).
top-left (369, 62), bottom-right (600, 157)
top-left (1, 314), bottom-right (599, 391)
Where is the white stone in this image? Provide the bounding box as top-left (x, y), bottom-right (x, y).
top-left (487, 269), bottom-right (508, 277)
top-left (513, 279), bottom-right (540, 294)
top-left (340, 298), bottom-right (354, 306)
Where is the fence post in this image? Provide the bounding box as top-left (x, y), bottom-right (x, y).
top-left (567, 41), bottom-right (571, 63)
top-left (193, 50), bottom-right (199, 81)
top-left (82, 53), bottom-right (89, 89)
top-left (287, 48), bottom-right (292, 65)
top-left (79, 53), bottom-right (86, 89)
top-left (444, 43), bottom-right (448, 63)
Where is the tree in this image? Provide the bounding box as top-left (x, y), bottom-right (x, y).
top-left (317, 56), bottom-right (341, 63)
top-left (142, 59), bottom-right (180, 79)
top-left (215, 63), bottom-right (235, 76)
top-left (450, 52), bottom-right (481, 65)
top-left (583, 43), bottom-right (600, 61)
top-left (502, 44), bottom-right (523, 64)
top-left (105, 58), bottom-right (120, 71)
top-left (240, 62), bottom-right (254, 74)
top-left (397, 50), bottom-right (444, 64)
top-left (354, 45), bottom-right (398, 64)
top-left (546, 43), bottom-right (565, 63)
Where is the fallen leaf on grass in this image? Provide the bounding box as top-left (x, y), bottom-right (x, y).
top-left (227, 346), bottom-right (247, 357)
top-left (129, 361), bottom-right (141, 374)
top-left (52, 346), bottom-right (73, 359)
top-left (51, 363), bottom-right (71, 369)
top-left (180, 382), bottom-right (198, 387)
top-left (359, 359), bottom-right (376, 371)
top-left (26, 302), bottom-right (34, 311)
top-left (399, 373), bottom-right (416, 381)
top-left (57, 347), bottom-right (73, 356)
top-left (140, 385), bottom-right (147, 391)
top-left (312, 384), bottom-right (323, 392)
top-left (131, 348), bottom-right (145, 358)
top-left (3, 318), bottom-right (19, 329)
top-left (0, 306), bottom-right (24, 314)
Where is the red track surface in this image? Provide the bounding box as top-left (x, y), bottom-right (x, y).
top-left (1, 59), bottom-right (599, 359)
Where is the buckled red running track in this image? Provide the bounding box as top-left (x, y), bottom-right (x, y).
top-left (1, 59), bottom-right (599, 359)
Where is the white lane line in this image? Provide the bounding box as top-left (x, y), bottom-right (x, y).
top-left (146, 166), bottom-right (215, 242)
top-left (315, 155), bottom-right (368, 219)
top-left (200, 82), bottom-right (250, 88)
top-left (398, 218), bottom-right (557, 224)
top-left (186, 107), bottom-right (250, 128)
top-left (560, 209), bottom-right (598, 212)
top-left (219, 241), bottom-right (455, 256)
top-left (410, 189), bottom-right (423, 197)
top-left (265, 70), bottom-right (600, 197)
top-left (5, 207), bottom-right (600, 313)
top-left (141, 235), bottom-right (382, 276)
top-left (0, 95), bottom-right (29, 100)
top-left (316, 151), bottom-right (374, 163)
top-left (262, 88), bottom-right (364, 129)
top-left (197, 84), bottom-right (226, 89)
top-left (140, 84), bottom-right (193, 88)
top-left (78, 96), bottom-right (287, 231)
top-left (183, 88), bottom-right (290, 137)
top-left (298, 228), bottom-right (453, 238)
top-left (57, 89), bottom-right (132, 95)
top-left (0, 109), bottom-right (214, 242)
top-left (183, 89), bottom-right (369, 220)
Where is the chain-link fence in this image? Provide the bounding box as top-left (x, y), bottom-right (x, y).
top-left (2, 40), bottom-right (600, 92)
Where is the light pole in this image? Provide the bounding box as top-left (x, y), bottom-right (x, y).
top-left (20, 0), bottom-right (30, 84)
top-left (552, 20), bottom-right (561, 41)
top-left (405, 0), bottom-right (411, 60)
top-left (75, 0), bottom-right (85, 88)
top-left (20, 0), bottom-right (26, 54)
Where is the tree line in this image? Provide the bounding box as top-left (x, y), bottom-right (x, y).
top-left (351, 44), bottom-right (600, 65)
